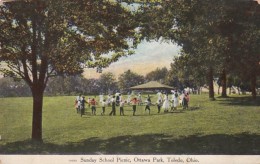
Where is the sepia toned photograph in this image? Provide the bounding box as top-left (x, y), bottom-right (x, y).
top-left (0, 0), bottom-right (259, 163)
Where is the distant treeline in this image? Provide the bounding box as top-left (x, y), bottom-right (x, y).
top-left (0, 67), bottom-right (258, 97)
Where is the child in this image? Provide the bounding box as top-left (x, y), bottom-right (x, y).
top-left (99, 93), bottom-right (104, 103)
top-left (144, 95), bottom-right (151, 115)
top-left (116, 94), bottom-right (120, 106)
top-left (131, 97), bottom-right (138, 116)
top-left (106, 94), bottom-right (111, 106)
top-left (80, 96), bottom-right (87, 117)
top-left (157, 99), bottom-right (162, 113)
top-left (90, 98), bottom-right (97, 115)
top-left (109, 96), bottom-right (116, 116)
top-left (171, 93), bottom-right (179, 111)
top-left (127, 93), bottom-right (132, 105)
top-left (75, 94), bottom-right (82, 113)
top-left (119, 99), bottom-right (125, 116)
top-left (179, 93), bottom-right (184, 107)
top-left (87, 97), bottom-right (91, 108)
top-left (183, 93), bottom-right (190, 110)
top-left (101, 99), bottom-right (106, 115)
top-left (162, 94), bottom-right (170, 113)
top-left (137, 93), bottom-right (142, 105)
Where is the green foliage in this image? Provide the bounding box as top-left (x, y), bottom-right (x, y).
top-left (0, 0), bottom-right (140, 86)
top-left (0, 0), bottom-right (141, 141)
top-left (0, 77), bottom-right (31, 97)
top-left (137, 0), bottom-right (259, 98)
top-left (118, 69), bottom-right (145, 92)
top-left (98, 72), bottom-right (118, 94)
top-left (167, 54), bottom-right (206, 89)
top-left (145, 67), bottom-right (168, 83)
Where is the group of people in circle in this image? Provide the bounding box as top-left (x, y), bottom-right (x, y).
top-left (74, 90), bottom-right (190, 117)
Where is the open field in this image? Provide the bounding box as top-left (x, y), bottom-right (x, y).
top-left (0, 94), bottom-right (260, 154)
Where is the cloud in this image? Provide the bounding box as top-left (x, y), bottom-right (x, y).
top-left (84, 41), bottom-right (181, 79)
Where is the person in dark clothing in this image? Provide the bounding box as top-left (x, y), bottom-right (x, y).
top-left (116, 94), bottom-right (120, 106)
top-left (183, 93), bottom-right (190, 110)
top-left (144, 95), bottom-right (151, 114)
top-left (80, 96), bottom-right (87, 116)
top-left (109, 96), bottom-right (116, 116)
top-left (157, 99), bottom-right (162, 113)
top-left (101, 99), bottom-right (106, 115)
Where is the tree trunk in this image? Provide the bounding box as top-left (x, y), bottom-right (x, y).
top-left (251, 73), bottom-right (257, 100)
top-left (208, 67), bottom-right (215, 100)
top-left (31, 87), bottom-right (44, 142)
top-left (221, 69), bottom-right (227, 97)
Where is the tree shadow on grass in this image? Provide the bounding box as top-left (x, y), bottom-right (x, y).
top-left (217, 96), bottom-right (260, 106)
top-left (1, 132), bottom-right (259, 155)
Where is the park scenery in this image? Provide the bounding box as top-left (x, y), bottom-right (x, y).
top-left (0, 0), bottom-right (259, 155)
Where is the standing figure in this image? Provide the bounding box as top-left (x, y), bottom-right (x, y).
top-left (119, 94), bottom-right (123, 102)
top-left (162, 94), bottom-right (170, 112)
top-left (186, 93), bottom-right (190, 107)
top-left (144, 95), bottom-right (151, 114)
top-left (116, 94), bottom-right (120, 106)
top-left (90, 98), bottom-right (97, 115)
top-left (171, 93), bottom-right (179, 111)
top-left (137, 92), bottom-right (142, 105)
top-left (101, 99), bottom-right (106, 115)
top-left (157, 91), bottom-right (163, 105)
top-left (183, 93), bottom-right (190, 110)
top-left (157, 99), bottom-right (162, 113)
top-left (109, 96), bottom-right (116, 116)
top-left (106, 94), bottom-right (111, 106)
top-left (179, 92), bottom-right (184, 107)
top-left (99, 93), bottom-right (104, 103)
top-left (75, 94), bottom-right (82, 113)
top-left (127, 93), bottom-right (132, 105)
top-left (80, 96), bottom-right (87, 117)
top-left (170, 92), bottom-right (175, 111)
top-left (131, 97), bottom-right (138, 116)
top-left (87, 97), bottom-right (91, 109)
top-left (119, 99), bottom-right (125, 116)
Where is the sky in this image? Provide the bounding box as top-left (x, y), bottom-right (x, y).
top-left (83, 41), bottom-right (181, 79)
top-left (1, 0), bottom-right (259, 79)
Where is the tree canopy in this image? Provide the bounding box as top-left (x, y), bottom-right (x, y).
top-left (118, 69), bottom-right (145, 92)
top-left (136, 0), bottom-right (260, 99)
top-left (0, 0), bottom-right (140, 141)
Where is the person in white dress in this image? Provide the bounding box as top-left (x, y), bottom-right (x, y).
top-left (179, 92), bottom-right (184, 107)
top-left (137, 92), bottom-right (142, 105)
top-left (162, 94), bottom-right (170, 112)
top-left (157, 91), bottom-right (163, 104)
top-left (119, 94), bottom-right (123, 103)
top-left (127, 93), bottom-right (132, 105)
top-left (101, 99), bottom-right (106, 115)
top-left (106, 94), bottom-right (111, 106)
top-left (171, 93), bottom-right (179, 111)
top-left (99, 93), bottom-right (104, 103)
top-left (75, 94), bottom-right (82, 113)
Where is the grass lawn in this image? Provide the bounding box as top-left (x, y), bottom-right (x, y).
top-left (0, 94), bottom-right (259, 154)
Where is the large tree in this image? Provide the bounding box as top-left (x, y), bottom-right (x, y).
top-left (0, 0), bottom-right (139, 141)
top-left (98, 72), bottom-right (118, 94)
top-left (167, 53), bottom-right (207, 92)
top-left (137, 0), bottom-right (259, 100)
